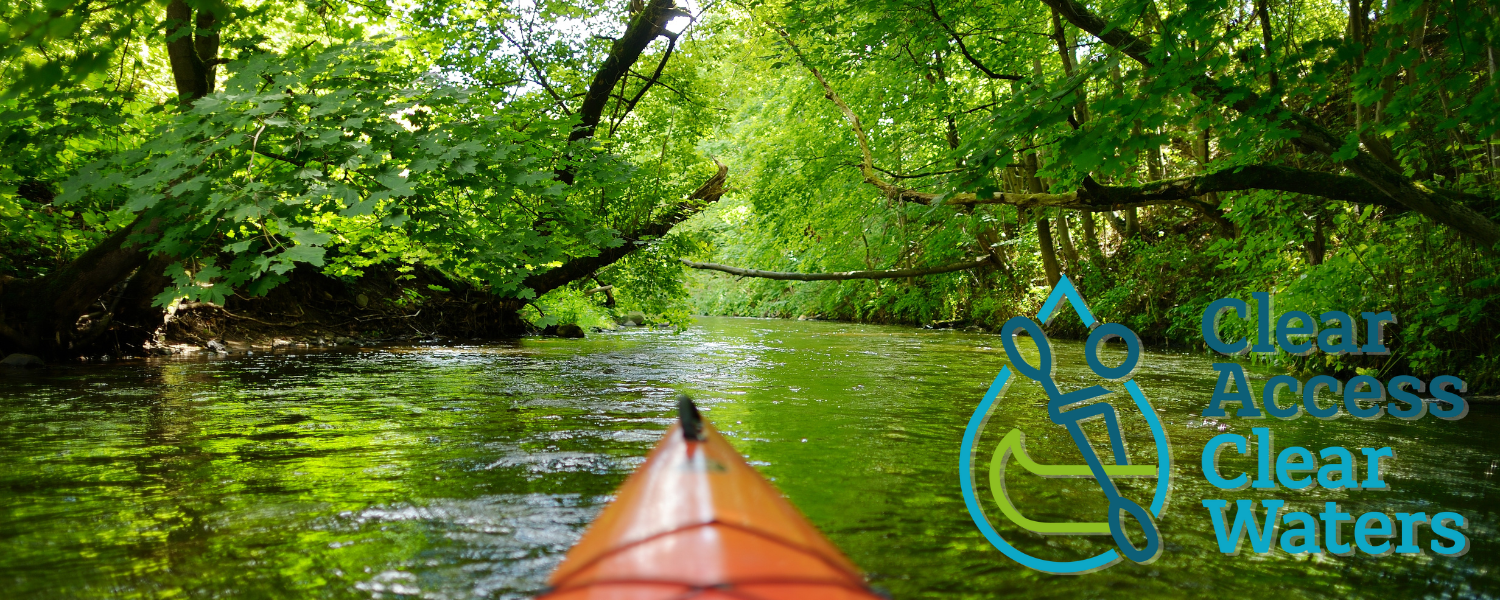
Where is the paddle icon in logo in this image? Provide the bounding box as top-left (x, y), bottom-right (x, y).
top-left (959, 275), bottom-right (1172, 574)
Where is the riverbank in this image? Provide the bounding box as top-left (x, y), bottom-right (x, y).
top-left (685, 256), bottom-right (1500, 394)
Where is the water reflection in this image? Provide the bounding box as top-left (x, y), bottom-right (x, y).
top-left (0, 317), bottom-right (1495, 598)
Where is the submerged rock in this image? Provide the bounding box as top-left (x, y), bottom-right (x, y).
top-left (0, 353), bottom-right (44, 368)
top-left (557, 324), bottom-right (586, 338)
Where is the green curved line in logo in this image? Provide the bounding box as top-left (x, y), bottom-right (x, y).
top-left (988, 428), bottom-right (1157, 535)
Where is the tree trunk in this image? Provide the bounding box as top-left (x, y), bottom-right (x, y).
top-left (1346, 0), bottom-right (1399, 169)
top-left (976, 227), bottom-right (1019, 290)
top-left (71, 0), bottom-right (228, 354)
top-left (1080, 211), bottom-right (1108, 271)
top-left (107, 253), bottom-right (181, 352)
top-left (1257, 0), bottom-right (1279, 88)
top-left (1308, 217), bottom-right (1327, 265)
top-left (165, 0), bottom-right (220, 101)
top-left (1024, 153), bottom-right (1061, 287)
top-left (682, 255), bottom-right (989, 281)
top-left (1056, 211), bottom-right (1080, 269)
top-left (566, 0), bottom-right (678, 147)
top-left (0, 216), bottom-right (158, 357)
top-left (1037, 214), bottom-right (1061, 288)
top-left (1051, 9), bottom-right (1090, 123)
top-left (1148, 137), bottom-right (1164, 181)
top-left (3, 0), bottom-right (224, 357)
top-left (1081, 211), bottom-right (1099, 251)
top-left (522, 163), bottom-right (728, 297)
top-left (1490, 4), bottom-right (1499, 181)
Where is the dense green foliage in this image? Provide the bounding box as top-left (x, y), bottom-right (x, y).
top-left (1, 0), bottom-right (722, 356)
top-left (683, 0), bottom-right (1500, 388)
top-left (2, 0), bottom-right (1498, 385)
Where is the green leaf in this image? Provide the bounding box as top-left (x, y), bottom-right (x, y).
top-left (279, 244), bottom-right (326, 266)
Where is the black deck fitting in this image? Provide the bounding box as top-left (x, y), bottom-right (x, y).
top-left (678, 393), bottom-right (705, 441)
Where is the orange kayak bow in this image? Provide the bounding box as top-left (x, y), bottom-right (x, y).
top-left (537, 395), bottom-right (887, 600)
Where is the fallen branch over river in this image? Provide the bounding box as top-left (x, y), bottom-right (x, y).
top-left (680, 256), bottom-right (990, 281)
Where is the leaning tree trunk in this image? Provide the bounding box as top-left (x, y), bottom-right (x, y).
top-left (106, 253), bottom-right (182, 352)
top-left (0, 215), bottom-right (158, 357)
top-left (95, 0), bottom-right (228, 351)
top-left (0, 0), bottom-right (229, 358)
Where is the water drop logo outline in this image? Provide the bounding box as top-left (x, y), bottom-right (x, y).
top-left (959, 275), bottom-right (1173, 574)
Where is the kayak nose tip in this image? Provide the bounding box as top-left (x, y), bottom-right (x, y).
top-left (677, 393), bottom-right (706, 441)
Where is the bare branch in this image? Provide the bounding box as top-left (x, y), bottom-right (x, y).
top-left (254, 148), bottom-right (306, 168)
top-left (682, 255), bottom-right (990, 280)
top-left (609, 33), bottom-right (678, 136)
top-left (865, 164), bottom-right (965, 179)
top-left (777, 29), bottom-right (909, 200)
top-left (926, 1), bottom-right (1024, 80)
top-left (499, 29), bottom-right (570, 114)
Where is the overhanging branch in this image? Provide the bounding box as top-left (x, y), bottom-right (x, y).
top-left (1039, 0), bottom-right (1500, 249)
top-left (568, 0), bottom-right (678, 144)
top-left (610, 33), bottom-right (679, 136)
top-left (777, 28), bottom-right (912, 202)
top-left (926, 0), bottom-right (1024, 81)
top-left (874, 164), bottom-right (1405, 212)
top-left (780, 2), bottom-right (1496, 245)
top-left (779, 26), bottom-right (1424, 217)
top-left (500, 29), bottom-right (570, 114)
top-left (522, 161), bottom-right (729, 298)
top-left (682, 255), bottom-right (990, 280)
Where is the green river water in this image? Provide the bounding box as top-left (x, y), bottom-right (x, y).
top-left (0, 316), bottom-right (1495, 599)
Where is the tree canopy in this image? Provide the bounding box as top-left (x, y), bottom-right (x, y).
top-left (2, 0), bottom-right (1497, 384)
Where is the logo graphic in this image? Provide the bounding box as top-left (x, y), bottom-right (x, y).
top-left (959, 275), bottom-right (1172, 574)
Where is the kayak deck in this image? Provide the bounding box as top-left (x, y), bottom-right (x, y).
top-left (539, 398), bottom-right (886, 600)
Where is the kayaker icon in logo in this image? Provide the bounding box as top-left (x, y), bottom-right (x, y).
top-left (959, 275), bottom-right (1172, 574)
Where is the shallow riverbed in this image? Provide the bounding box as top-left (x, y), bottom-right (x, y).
top-left (1, 316), bottom-right (1495, 598)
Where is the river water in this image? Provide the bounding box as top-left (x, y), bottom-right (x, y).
top-left (1, 316), bottom-right (1495, 599)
